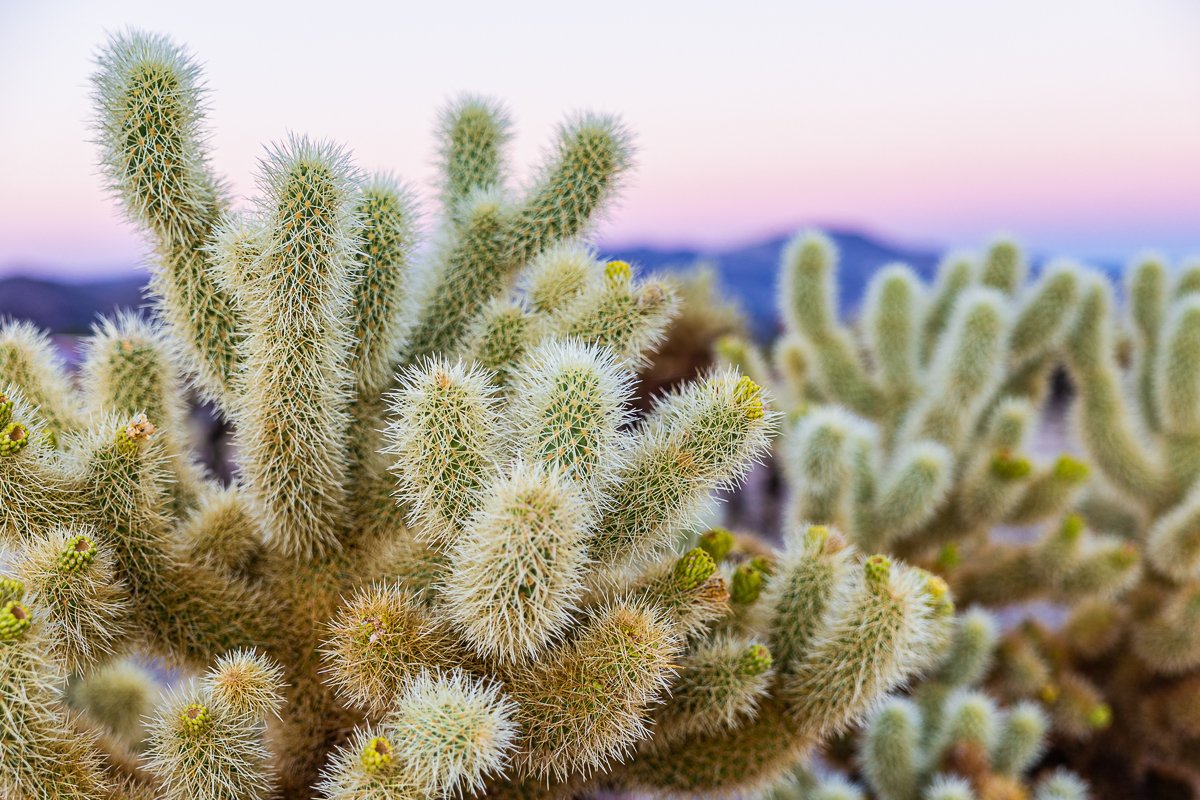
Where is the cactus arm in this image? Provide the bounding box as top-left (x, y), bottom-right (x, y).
top-left (92, 32), bottom-right (243, 401)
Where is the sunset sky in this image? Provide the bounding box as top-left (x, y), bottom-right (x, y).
top-left (1, 0), bottom-right (1198, 277)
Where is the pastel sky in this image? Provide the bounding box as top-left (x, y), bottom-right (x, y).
top-left (1, 0), bottom-right (1198, 277)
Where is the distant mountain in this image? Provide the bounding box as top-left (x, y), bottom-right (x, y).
top-left (0, 275), bottom-right (147, 334)
top-left (603, 229), bottom-right (944, 338)
top-left (0, 228), bottom-right (1120, 339)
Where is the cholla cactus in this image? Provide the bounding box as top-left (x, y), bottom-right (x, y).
top-left (978, 256), bottom-right (1200, 793)
top-left (771, 610), bottom-right (1090, 800)
top-left (735, 232), bottom-right (1098, 569)
top-left (0, 31), bottom-right (951, 800)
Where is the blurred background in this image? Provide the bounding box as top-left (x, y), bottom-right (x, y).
top-left (0, 0), bottom-right (1198, 337)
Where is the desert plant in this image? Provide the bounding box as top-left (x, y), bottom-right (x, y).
top-left (983, 256), bottom-right (1200, 795)
top-left (0, 31), bottom-right (951, 800)
top-left (758, 232), bottom-right (1098, 561)
top-left (770, 609), bottom-right (1090, 800)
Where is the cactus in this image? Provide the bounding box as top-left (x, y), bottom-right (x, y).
top-left (770, 610), bottom-right (1090, 800)
top-left (0, 31), bottom-right (952, 800)
top-left (734, 232), bottom-right (1092, 569)
top-left (975, 256), bottom-right (1200, 793)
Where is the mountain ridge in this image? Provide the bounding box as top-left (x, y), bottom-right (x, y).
top-left (0, 227), bottom-right (1117, 337)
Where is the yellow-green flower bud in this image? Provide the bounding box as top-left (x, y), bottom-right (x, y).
top-left (738, 643), bottom-right (773, 677)
top-left (0, 422), bottom-right (29, 456)
top-left (180, 702), bottom-right (211, 735)
top-left (56, 535), bottom-right (97, 574)
top-left (731, 563), bottom-right (764, 604)
top-left (864, 554), bottom-right (892, 591)
top-left (604, 259), bottom-right (632, 287)
top-left (1054, 454), bottom-right (1090, 482)
top-left (360, 736), bottom-right (394, 774)
top-left (733, 375), bottom-right (765, 421)
top-left (0, 601), bottom-right (32, 641)
top-left (674, 548), bottom-right (717, 592)
top-left (698, 527), bottom-right (734, 562)
top-left (991, 450), bottom-right (1033, 480)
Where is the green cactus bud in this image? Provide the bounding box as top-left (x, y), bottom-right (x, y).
top-left (991, 450), bottom-right (1033, 480)
top-left (0, 422), bottom-right (29, 456)
top-left (1055, 455), bottom-right (1090, 482)
top-left (55, 534), bottom-right (97, 574)
top-left (699, 527), bottom-right (735, 562)
top-left (739, 644), bottom-right (773, 677)
top-left (179, 702), bottom-right (211, 735)
top-left (864, 554), bottom-right (892, 590)
top-left (675, 548), bottom-right (718, 592)
top-left (732, 563), bottom-right (765, 604)
top-left (0, 601), bottom-right (31, 641)
top-left (359, 736), bottom-right (394, 774)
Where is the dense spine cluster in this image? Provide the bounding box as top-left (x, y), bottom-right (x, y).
top-left (0, 31), bottom-right (953, 800)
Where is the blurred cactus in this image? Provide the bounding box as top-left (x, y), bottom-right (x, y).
top-left (772, 610), bottom-right (1089, 800)
top-left (0, 31), bottom-right (951, 800)
top-left (760, 231), bottom-right (1089, 560)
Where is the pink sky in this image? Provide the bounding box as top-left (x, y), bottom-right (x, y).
top-left (1, 0), bottom-right (1198, 277)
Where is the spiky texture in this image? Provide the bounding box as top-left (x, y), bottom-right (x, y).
top-left (0, 31), bottom-right (952, 800)
top-left (775, 610), bottom-right (1088, 800)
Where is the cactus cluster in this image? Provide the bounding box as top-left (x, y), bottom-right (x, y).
top-left (0, 31), bottom-right (954, 800)
top-left (989, 253), bottom-right (1200, 792)
top-left (728, 230), bottom-right (1200, 796)
top-left (725, 232), bottom-right (1110, 574)
top-left (771, 610), bottom-right (1088, 800)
